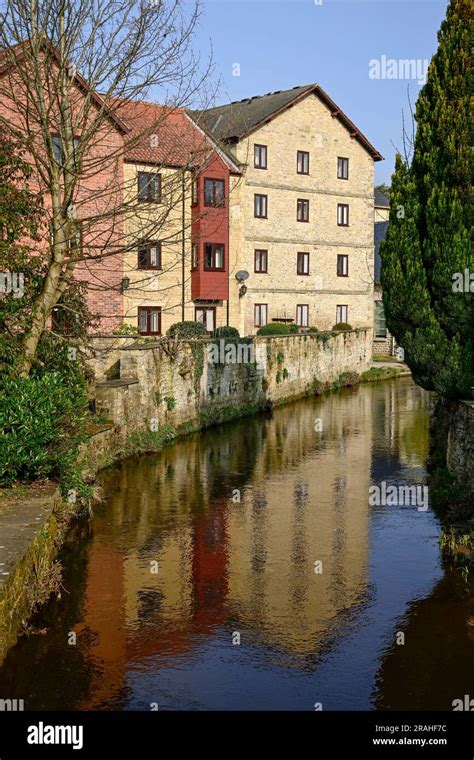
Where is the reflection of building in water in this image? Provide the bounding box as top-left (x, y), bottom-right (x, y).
top-left (226, 389), bottom-right (372, 657)
top-left (371, 379), bottom-right (429, 470)
top-left (76, 383), bottom-right (392, 706)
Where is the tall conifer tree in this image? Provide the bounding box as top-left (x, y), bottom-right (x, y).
top-left (381, 0), bottom-right (473, 399)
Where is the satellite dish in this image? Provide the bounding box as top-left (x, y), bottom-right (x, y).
top-left (236, 270), bottom-right (249, 282)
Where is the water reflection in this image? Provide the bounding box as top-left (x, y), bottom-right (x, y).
top-left (0, 378), bottom-right (471, 710)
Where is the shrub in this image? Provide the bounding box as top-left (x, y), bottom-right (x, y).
top-left (308, 326), bottom-right (319, 334)
top-left (113, 323), bottom-right (138, 335)
top-left (332, 322), bottom-right (353, 332)
top-left (0, 373), bottom-right (88, 487)
top-left (213, 325), bottom-right (240, 339)
top-left (257, 323), bottom-right (293, 336)
top-left (167, 321), bottom-right (207, 339)
top-left (288, 323), bottom-right (299, 334)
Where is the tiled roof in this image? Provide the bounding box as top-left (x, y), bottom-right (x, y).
top-left (113, 99), bottom-right (208, 167)
top-left (192, 84), bottom-right (383, 162)
top-left (112, 98), bottom-right (241, 172)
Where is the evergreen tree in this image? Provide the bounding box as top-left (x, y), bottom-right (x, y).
top-left (381, 0), bottom-right (473, 399)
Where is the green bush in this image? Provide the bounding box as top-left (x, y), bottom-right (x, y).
top-left (213, 325), bottom-right (240, 339)
top-left (332, 322), bottom-right (353, 332)
top-left (288, 323), bottom-right (299, 333)
top-left (308, 326), bottom-right (319, 333)
top-left (167, 321), bottom-right (207, 339)
top-left (257, 323), bottom-right (295, 336)
top-left (0, 373), bottom-right (88, 487)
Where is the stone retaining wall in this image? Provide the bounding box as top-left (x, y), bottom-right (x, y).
top-left (89, 329), bottom-right (373, 441)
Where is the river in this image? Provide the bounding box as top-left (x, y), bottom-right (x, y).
top-left (1, 377), bottom-right (473, 710)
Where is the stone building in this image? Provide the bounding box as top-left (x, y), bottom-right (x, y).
top-left (115, 99), bottom-right (240, 335)
top-left (373, 188), bottom-right (398, 356)
top-left (193, 85), bottom-right (383, 335)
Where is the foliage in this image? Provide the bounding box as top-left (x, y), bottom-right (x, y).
top-left (113, 323), bottom-right (139, 335)
top-left (332, 322), bottom-right (353, 332)
top-left (380, 0), bottom-right (473, 399)
top-left (0, 373), bottom-right (88, 488)
top-left (257, 323), bottom-right (295, 336)
top-left (213, 325), bottom-right (240, 339)
top-left (167, 321), bottom-right (207, 339)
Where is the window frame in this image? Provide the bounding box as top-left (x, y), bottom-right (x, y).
top-left (254, 303), bottom-right (268, 328)
top-left (297, 150), bottom-right (310, 175)
top-left (138, 306), bottom-right (162, 336)
top-left (191, 177), bottom-right (199, 206)
top-left (191, 242), bottom-right (199, 271)
top-left (51, 133), bottom-right (80, 167)
top-left (254, 144), bottom-right (268, 170)
top-left (254, 249), bottom-right (268, 274)
top-left (297, 198), bottom-right (310, 223)
top-left (195, 306), bottom-right (216, 332)
top-left (254, 193), bottom-right (268, 219)
top-left (297, 251), bottom-right (310, 276)
top-left (203, 242), bottom-right (225, 271)
top-left (336, 304), bottom-right (348, 325)
top-left (337, 203), bottom-right (350, 227)
top-left (138, 171), bottom-right (162, 203)
top-left (374, 300), bottom-right (387, 338)
top-left (296, 304), bottom-right (309, 328)
top-left (337, 157), bottom-right (349, 180)
top-left (138, 240), bottom-right (162, 271)
top-left (204, 177), bottom-right (225, 207)
top-left (337, 254), bottom-right (349, 277)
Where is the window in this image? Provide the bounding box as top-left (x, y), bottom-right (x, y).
top-left (192, 177), bottom-right (198, 205)
top-left (51, 134), bottom-right (80, 166)
top-left (191, 243), bottom-right (199, 271)
top-left (204, 178), bottom-right (225, 207)
top-left (297, 199), bottom-right (309, 222)
top-left (138, 241), bottom-right (161, 270)
top-left (337, 157), bottom-right (349, 180)
top-left (138, 306), bottom-right (161, 335)
top-left (337, 254), bottom-right (348, 277)
top-left (297, 150), bottom-right (310, 175)
top-left (138, 172), bottom-right (161, 202)
top-left (195, 306), bottom-right (215, 332)
top-left (254, 303), bottom-right (268, 328)
top-left (297, 251), bottom-right (310, 275)
top-left (374, 301), bottom-right (387, 338)
top-left (336, 304), bottom-right (348, 324)
top-left (337, 203), bottom-right (349, 226)
top-left (296, 304), bottom-right (309, 327)
top-left (254, 194), bottom-right (268, 218)
top-left (204, 243), bottom-right (225, 270)
top-left (254, 144), bottom-right (267, 169)
top-left (254, 249), bottom-right (268, 273)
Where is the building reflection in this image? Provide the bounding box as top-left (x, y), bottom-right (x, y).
top-left (76, 383), bottom-right (381, 708)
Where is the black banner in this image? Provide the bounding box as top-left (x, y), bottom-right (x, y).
top-left (0, 711), bottom-right (472, 758)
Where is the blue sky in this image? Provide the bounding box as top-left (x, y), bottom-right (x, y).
top-left (192, 0), bottom-right (448, 184)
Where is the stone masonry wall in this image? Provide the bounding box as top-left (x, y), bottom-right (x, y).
top-left (447, 401), bottom-right (474, 494)
top-left (90, 329), bottom-right (372, 441)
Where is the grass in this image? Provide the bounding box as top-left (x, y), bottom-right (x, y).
top-left (360, 366), bottom-right (400, 382)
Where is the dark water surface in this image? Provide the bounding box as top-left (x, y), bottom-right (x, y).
top-left (1, 377), bottom-right (473, 710)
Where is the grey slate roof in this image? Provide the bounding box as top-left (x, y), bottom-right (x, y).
top-left (374, 188), bottom-right (390, 207)
top-left (192, 85), bottom-right (315, 141)
top-left (191, 84), bottom-right (383, 161)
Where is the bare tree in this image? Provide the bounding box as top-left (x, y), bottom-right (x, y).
top-left (0, 0), bottom-right (217, 374)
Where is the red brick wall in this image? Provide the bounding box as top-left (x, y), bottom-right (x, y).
top-left (0, 61), bottom-right (125, 332)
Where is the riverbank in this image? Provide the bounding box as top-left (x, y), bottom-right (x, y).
top-left (0, 330), bottom-right (409, 665)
